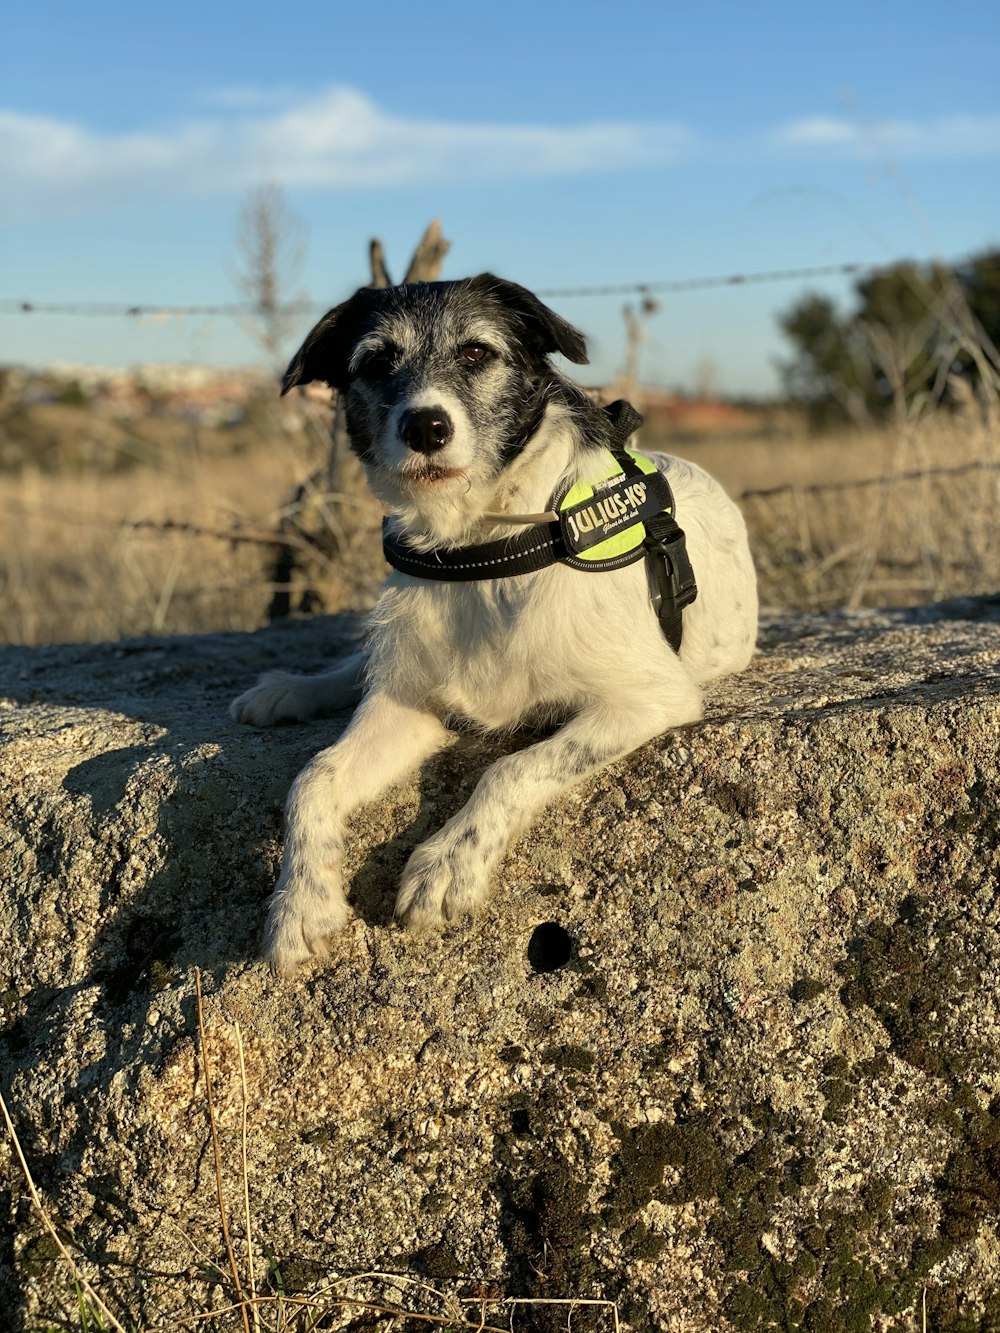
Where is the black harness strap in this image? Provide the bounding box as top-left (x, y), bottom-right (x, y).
top-left (603, 402), bottom-right (697, 653)
top-left (642, 507), bottom-right (698, 653)
top-left (382, 399), bottom-right (697, 650)
top-left (382, 521), bottom-right (564, 581)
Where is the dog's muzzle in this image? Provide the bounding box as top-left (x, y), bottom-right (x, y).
top-left (399, 408), bottom-right (453, 455)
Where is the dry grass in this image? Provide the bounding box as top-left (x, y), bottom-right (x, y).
top-left (0, 400), bottom-right (385, 645)
top-left (685, 411), bottom-right (1000, 612)
top-left (0, 399), bottom-right (997, 648)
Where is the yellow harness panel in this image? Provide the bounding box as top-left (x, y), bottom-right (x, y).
top-left (557, 449), bottom-right (668, 563)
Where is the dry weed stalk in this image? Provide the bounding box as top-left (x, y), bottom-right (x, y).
top-left (0, 1085), bottom-right (129, 1333)
top-left (167, 1289), bottom-right (624, 1332)
top-left (485, 1296), bottom-right (622, 1331)
top-left (177, 973), bottom-right (622, 1330)
top-left (194, 967), bottom-right (251, 1333)
top-left (235, 1021), bottom-right (261, 1333)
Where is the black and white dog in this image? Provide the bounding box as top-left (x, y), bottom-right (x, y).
top-left (231, 275), bottom-right (757, 975)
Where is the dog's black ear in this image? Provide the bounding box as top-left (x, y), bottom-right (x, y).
top-left (280, 287), bottom-right (374, 395)
top-left (471, 274), bottom-right (589, 365)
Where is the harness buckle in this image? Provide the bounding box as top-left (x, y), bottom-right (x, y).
top-left (644, 529), bottom-right (698, 614)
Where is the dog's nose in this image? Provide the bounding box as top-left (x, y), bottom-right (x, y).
top-left (399, 408), bottom-right (453, 455)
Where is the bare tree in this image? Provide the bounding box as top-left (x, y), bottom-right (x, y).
top-left (233, 182), bottom-right (308, 372)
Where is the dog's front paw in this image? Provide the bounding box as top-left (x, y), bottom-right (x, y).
top-left (263, 875), bottom-right (350, 976)
top-left (394, 832), bottom-right (491, 930)
top-left (230, 672), bottom-right (316, 727)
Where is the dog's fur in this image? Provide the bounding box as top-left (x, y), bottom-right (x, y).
top-left (230, 274), bottom-right (757, 975)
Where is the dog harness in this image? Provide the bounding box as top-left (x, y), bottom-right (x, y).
top-left (382, 400), bottom-right (697, 651)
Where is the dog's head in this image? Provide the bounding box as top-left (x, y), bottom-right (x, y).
top-left (282, 275), bottom-right (590, 533)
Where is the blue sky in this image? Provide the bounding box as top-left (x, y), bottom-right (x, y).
top-left (1, 0), bottom-right (998, 395)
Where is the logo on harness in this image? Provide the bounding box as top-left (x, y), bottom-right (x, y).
top-left (556, 450), bottom-right (675, 566)
top-left (562, 476), bottom-right (651, 550)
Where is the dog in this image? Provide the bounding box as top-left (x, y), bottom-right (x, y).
top-left (231, 274), bottom-right (757, 975)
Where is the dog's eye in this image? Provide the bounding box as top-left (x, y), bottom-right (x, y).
top-left (458, 342), bottom-right (491, 364)
top-left (359, 346), bottom-right (396, 376)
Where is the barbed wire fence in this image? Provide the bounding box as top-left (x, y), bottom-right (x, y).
top-left (2, 246), bottom-right (996, 638)
top-left (0, 261), bottom-right (873, 321)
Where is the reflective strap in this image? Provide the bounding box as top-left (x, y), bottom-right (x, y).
top-left (383, 518), bottom-right (563, 581)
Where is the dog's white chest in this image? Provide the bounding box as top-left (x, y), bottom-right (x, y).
top-left (438, 629), bottom-right (561, 729)
top-left (374, 577), bottom-right (566, 729)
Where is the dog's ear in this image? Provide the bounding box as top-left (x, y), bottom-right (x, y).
top-left (470, 274), bottom-right (589, 365)
top-left (280, 287), bottom-right (374, 395)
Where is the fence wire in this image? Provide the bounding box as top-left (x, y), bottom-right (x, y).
top-left (0, 261), bottom-right (873, 319)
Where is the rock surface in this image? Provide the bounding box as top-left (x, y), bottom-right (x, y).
top-left (1, 597), bottom-right (999, 1331)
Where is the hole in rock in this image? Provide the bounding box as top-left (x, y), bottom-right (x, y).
top-left (527, 921), bottom-right (573, 973)
top-left (511, 1107), bottom-right (532, 1137)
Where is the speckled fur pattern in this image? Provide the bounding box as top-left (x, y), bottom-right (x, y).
top-left (230, 275), bottom-right (758, 975)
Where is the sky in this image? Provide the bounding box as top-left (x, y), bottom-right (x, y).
top-left (1, 0), bottom-right (998, 396)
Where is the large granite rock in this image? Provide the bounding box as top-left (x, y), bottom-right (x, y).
top-left (1, 598), bottom-right (999, 1331)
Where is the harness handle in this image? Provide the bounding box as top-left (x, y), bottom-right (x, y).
top-left (602, 399), bottom-right (698, 653)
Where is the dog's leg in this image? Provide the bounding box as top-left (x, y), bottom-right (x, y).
top-left (265, 690), bottom-right (448, 975)
top-left (395, 686), bottom-right (702, 928)
top-left (230, 650), bottom-right (368, 726)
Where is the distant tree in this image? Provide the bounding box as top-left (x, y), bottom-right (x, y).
top-left (777, 249), bottom-right (1000, 426)
top-left (953, 248), bottom-right (1000, 384)
top-left (777, 293), bottom-right (876, 427)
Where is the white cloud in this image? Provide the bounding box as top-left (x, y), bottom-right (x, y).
top-left (4, 92), bottom-right (997, 223)
top-left (773, 113), bottom-right (1000, 159)
top-left (776, 117), bottom-right (858, 146)
top-left (0, 87), bottom-right (693, 220)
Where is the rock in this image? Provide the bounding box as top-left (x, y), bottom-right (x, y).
top-left (1, 597), bottom-right (999, 1331)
